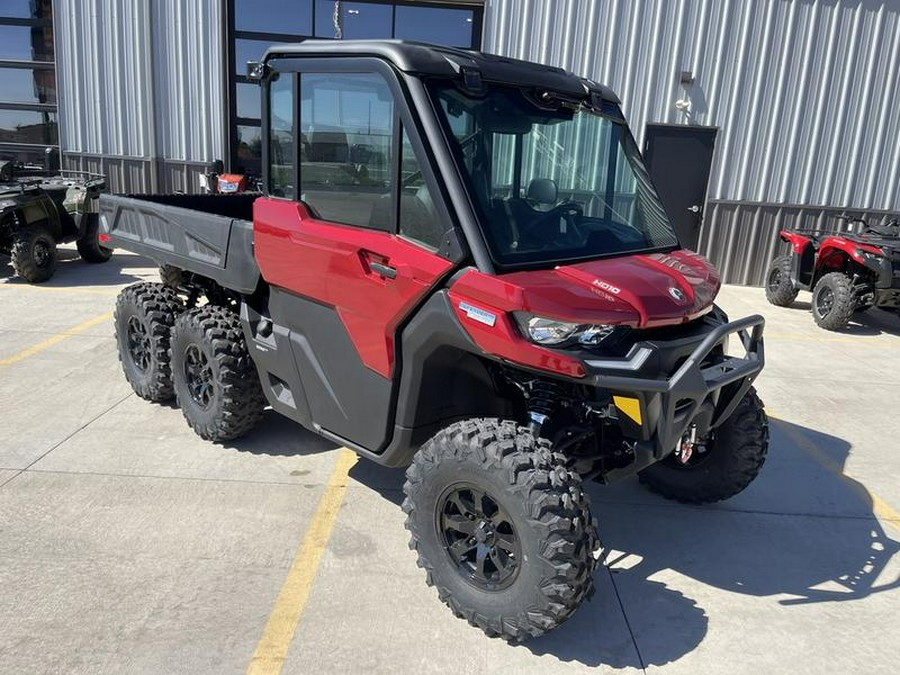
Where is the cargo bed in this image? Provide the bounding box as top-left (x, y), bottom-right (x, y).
top-left (98, 193), bottom-right (260, 294)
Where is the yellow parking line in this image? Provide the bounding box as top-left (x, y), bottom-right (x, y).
top-left (769, 414), bottom-right (900, 530)
top-left (247, 448), bottom-right (358, 675)
top-left (0, 311), bottom-right (113, 370)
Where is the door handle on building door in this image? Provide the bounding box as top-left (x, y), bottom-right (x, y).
top-left (687, 204), bottom-right (701, 214)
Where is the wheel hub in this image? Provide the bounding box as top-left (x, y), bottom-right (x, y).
top-left (183, 344), bottom-right (213, 409)
top-left (126, 316), bottom-right (151, 372)
top-left (437, 484), bottom-right (521, 591)
top-left (33, 240), bottom-right (51, 267)
top-left (816, 287), bottom-right (835, 316)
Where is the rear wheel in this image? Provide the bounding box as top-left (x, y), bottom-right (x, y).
top-left (403, 419), bottom-right (599, 641)
top-left (764, 255), bottom-right (798, 307)
top-left (639, 388), bottom-right (769, 504)
top-left (812, 272), bottom-right (855, 331)
top-left (10, 224), bottom-right (57, 283)
top-left (170, 305), bottom-right (266, 441)
top-left (76, 214), bottom-right (112, 263)
top-left (114, 282), bottom-right (183, 401)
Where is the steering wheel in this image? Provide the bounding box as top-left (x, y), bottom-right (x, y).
top-left (518, 201), bottom-right (584, 249)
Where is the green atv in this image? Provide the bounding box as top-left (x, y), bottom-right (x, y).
top-left (0, 160), bottom-right (110, 283)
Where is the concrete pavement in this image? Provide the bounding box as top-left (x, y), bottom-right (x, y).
top-left (1, 246), bottom-right (898, 674)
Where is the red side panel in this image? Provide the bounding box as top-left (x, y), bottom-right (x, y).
top-left (253, 198), bottom-right (453, 377)
top-left (780, 230), bottom-right (814, 254)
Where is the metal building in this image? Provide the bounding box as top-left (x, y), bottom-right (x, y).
top-left (1, 0), bottom-right (898, 284)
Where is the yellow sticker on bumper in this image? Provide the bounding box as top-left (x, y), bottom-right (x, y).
top-left (613, 396), bottom-right (643, 425)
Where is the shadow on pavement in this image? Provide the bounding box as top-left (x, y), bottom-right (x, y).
top-left (225, 410), bottom-right (340, 457)
top-left (524, 418), bottom-right (899, 667)
top-left (782, 300), bottom-right (900, 336)
top-left (1, 249), bottom-right (143, 288)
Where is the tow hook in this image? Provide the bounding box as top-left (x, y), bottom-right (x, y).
top-left (676, 423), bottom-right (698, 465)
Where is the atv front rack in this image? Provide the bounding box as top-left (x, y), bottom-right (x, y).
top-left (585, 315), bottom-right (765, 477)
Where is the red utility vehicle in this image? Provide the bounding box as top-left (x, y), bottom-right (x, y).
top-left (100, 41), bottom-right (768, 640)
top-left (766, 217), bottom-right (900, 330)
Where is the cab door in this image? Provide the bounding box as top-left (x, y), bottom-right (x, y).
top-left (254, 60), bottom-right (457, 452)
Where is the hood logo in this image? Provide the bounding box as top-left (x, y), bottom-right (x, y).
top-left (668, 287), bottom-right (687, 302)
top-left (592, 279), bottom-right (621, 295)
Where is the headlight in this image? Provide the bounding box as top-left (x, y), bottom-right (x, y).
top-left (858, 248), bottom-right (882, 261)
top-left (514, 313), bottom-right (618, 347)
top-left (0, 199), bottom-right (17, 211)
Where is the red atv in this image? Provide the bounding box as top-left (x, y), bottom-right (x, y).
top-left (765, 217), bottom-right (900, 330)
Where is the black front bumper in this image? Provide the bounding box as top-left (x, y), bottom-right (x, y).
top-left (582, 314), bottom-right (765, 475)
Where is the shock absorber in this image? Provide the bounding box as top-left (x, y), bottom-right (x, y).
top-left (528, 379), bottom-right (563, 436)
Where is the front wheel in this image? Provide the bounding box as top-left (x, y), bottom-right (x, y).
top-left (764, 255), bottom-right (798, 307)
top-left (811, 272), bottom-right (855, 331)
top-left (403, 419), bottom-right (599, 641)
top-left (639, 388), bottom-right (769, 504)
top-left (10, 224), bottom-right (57, 283)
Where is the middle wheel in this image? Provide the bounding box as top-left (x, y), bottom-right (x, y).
top-left (170, 305), bottom-right (266, 441)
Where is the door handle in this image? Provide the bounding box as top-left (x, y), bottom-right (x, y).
top-left (687, 204), bottom-right (701, 214)
top-left (369, 261), bottom-right (397, 279)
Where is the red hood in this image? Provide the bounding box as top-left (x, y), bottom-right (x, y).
top-left (454, 250), bottom-right (721, 328)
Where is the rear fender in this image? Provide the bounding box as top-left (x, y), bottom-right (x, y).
top-left (779, 230), bottom-right (815, 288)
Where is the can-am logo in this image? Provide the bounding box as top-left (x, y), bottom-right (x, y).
top-left (668, 287), bottom-right (687, 302)
top-left (592, 279), bottom-right (621, 295)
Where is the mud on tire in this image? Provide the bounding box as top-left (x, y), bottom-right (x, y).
top-left (170, 305), bottom-right (266, 442)
top-left (402, 419), bottom-right (599, 641)
top-left (764, 255), bottom-right (798, 307)
top-left (811, 272), bottom-right (855, 331)
top-left (639, 388), bottom-right (769, 504)
top-left (115, 282), bottom-right (183, 401)
top-left (10, 224), bottom-right (57, 283)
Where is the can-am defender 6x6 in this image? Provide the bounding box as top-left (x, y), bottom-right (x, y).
top-left (0, 159), bottom-right (109, 283)
top-left (765, 217), bottom-right (900, 330)
top-left (100, 41), bottom-right (768, 641)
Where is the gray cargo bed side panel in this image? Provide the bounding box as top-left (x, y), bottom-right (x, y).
top-left (99, 194), bottom-right (260, 294)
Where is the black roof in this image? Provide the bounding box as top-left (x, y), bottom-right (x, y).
top-left (263, 40), bottom-right (620, 103)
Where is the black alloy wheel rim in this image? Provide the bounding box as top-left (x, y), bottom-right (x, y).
top-left (815, 286), bottom-right (835, 317)
top-left (126, 316), bottom-right (151, 372)
top-left (33, 239), bottom-right (51, 267)
top-left (183, 344), bottom-right (214, 409)
top-left (437, 483), bottom-right (521, 591)
top-left (767, 267), bottom-right (782, 292)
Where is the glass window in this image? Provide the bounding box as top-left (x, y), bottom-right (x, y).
top-left (269, 73), bottom-right (294, 198)
top-left (0, 68), bottom-right (55, 104)
top-left (0, 25), bottom-right (55, 62)
top-left (235, 124), bottom-right (262, 173)
top-left (0, 145), bottom-right (52, 164)
top-left (235, 0), bottom-right (312, 35)
top-left (0, 0), bottom-right (52, 21)
top-left (431, 84), bottom-right (678, 267)
top-left (299, 72), bottom-right (394, 229)
top-left (394, 6), bottom-right (474, 47)
top-left (399, 129), bottom-right (441, 249)
top-left (0, 109), bottom-right (57, 145)
top-left (236, 82), bottom-right (261, 119)
top-left (315, 0), bottom-right (393, 39)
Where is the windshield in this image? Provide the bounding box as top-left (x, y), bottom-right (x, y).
top-left (430, 83), bottom-right (679, 267)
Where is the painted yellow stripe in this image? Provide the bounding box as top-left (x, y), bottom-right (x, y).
top-left (247, 448), bottom-right (358, 675)
top-left (769, 414), bottom-right (900, 530)
top-left (0, 311), bottom-right (113, 370)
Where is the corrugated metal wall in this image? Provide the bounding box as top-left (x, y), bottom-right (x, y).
top-left (55, 0), bottom-right (225, 192)
top-left (483, 0), bottom-right (900, 284)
